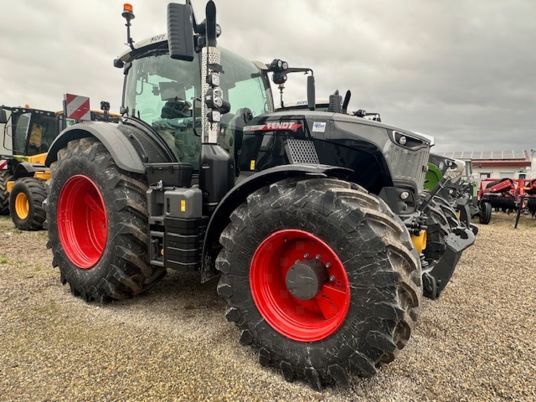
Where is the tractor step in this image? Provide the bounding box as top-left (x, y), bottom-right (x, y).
top-left (150, 217), bottom-right (206, 271)
top-left (164, 217), bottom-right (205, 270)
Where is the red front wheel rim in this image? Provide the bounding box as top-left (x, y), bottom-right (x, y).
top-left (57, 175), bottom-right (108, 269)
top-left (250, 229), bottom-right (351, 342)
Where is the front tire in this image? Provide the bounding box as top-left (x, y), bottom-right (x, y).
top-left (9, 177), bottom-right (47, 230)
top-left (47, 138), bottom-right (165, 302)
top-left (479, 201), bottom-right (492, 224)
top-left (422, 194), bottom-right (460, 263)
top-left (216, 178), bottom-right (422, 389)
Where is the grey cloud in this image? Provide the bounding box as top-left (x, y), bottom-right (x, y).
top-left (0, 0), bottom-right (534, 152)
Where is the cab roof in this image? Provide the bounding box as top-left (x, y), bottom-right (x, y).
top-left (118, 33), bottom-right (168, 63)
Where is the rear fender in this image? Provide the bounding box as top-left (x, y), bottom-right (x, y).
top-left (45, 122), bottom-right (146, 173)
top-left (200, 164), bottom-right (353, 282)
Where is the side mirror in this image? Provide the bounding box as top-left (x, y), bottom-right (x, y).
top-left (0, 109), bottom-right (7, 124)
top-left (167, 3), bottom-right (195, 61)
top-left (307, 75), bottom-right (315, 111)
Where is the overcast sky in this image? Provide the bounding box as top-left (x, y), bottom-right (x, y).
top-left (0, 0), bottom-right (534, 152)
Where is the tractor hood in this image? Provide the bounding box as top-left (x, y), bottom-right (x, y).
top-left (241, 110), bottom-right (432, 194)
top-left (252, 109), bottom-right (433, 147)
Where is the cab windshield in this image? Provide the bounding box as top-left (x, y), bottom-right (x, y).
top-left (124, 47), bottom-right (272, 169)
top-left (12, 112), bottom-right (59, 156)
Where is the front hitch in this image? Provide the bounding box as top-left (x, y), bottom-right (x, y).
top-left (455, 194), bottom-right (479, 235)
top-left (422, 226), bottom-right (475, 299)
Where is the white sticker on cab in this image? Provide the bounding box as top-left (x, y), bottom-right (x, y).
top-left (312, 121), bottom-right (326, 133)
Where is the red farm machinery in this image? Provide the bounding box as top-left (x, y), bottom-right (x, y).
top-left (478, 177), bottom-right (536, 226)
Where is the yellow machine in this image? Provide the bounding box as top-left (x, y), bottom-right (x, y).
top-left (0, 105), bottom-right (119, 230)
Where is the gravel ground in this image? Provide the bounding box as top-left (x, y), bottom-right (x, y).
top-left (0, 213), bottom-right (535, 401)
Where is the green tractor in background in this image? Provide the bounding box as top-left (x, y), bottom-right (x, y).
top-left (424, 153), bottom-right (479, 232)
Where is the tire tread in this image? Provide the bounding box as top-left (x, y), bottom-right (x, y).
top-left (216, 178), bottom-right (422, 388)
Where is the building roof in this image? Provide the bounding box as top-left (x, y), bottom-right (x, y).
top-left (440, 150), bottom-right (529, 161)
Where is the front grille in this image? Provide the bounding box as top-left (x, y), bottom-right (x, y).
top-left (285, 139), bottom-right (320, 164)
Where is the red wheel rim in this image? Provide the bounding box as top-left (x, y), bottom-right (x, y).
top-left (250, 229), bottom-right (350, 342)
top-left (57, 175), bottom-right (108, 269)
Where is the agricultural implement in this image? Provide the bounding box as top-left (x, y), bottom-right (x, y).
top-left (0, 103), bottom-right (119, 230)
top-left (478, 177), bottom-right (536, 226)
top-left (44, 1), bottom-right (475, 389)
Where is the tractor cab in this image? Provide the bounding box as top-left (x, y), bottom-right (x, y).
top-left (117, 36), bottom-right (273, 170)
top-left (0, 106), bottom-right (59, 160)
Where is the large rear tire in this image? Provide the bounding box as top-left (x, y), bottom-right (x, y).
top-left (216, 178), bottom-right (422, 389)
top-left (47, 138), bottom-right (165, 302)
top-left (0, 169), bottom-right (13, 215)
top-left (9, 177), bottom-right (47, 230)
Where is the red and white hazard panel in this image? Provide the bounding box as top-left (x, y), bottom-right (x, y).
top-left (64, 93), bottom-right (91, 121)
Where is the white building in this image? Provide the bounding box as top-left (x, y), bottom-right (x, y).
top-left (441, 150), bottom-right (533, 180)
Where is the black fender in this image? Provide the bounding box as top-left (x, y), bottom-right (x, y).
top-left (200, 164), bottom-right (353, 282)
top-left (45, 121), bottom-right (175, 172)
top-left (13, 162), bottom-right (46, 179)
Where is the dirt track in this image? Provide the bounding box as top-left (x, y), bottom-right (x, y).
top-left (0, 213), bottom-right (535, 401)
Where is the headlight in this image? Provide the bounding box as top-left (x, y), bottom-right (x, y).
top-left (391, 130), bottom-right (426, 149)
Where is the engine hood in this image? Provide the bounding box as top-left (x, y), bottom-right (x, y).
top-left (261, 110), bottom-right (432, 146)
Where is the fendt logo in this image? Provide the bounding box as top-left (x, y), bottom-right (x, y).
top-left (265, 122), bottom-right (301, 131)
top-left (244, 121), bottom-right (302, 133)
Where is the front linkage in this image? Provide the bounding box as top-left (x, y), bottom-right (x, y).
top-left (417, 173), bottom-right (476, 299)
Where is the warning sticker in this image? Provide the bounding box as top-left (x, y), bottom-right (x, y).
top-left (312, 121), bottom-right (326, 132)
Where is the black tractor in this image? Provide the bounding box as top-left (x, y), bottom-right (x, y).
top-left (44, 1), bottom-right (475, 389)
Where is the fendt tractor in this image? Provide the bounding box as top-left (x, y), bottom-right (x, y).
top-left (44, 2), bottom-right (475, 389)
top-left (0, 103), bottom-right (120, 230)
